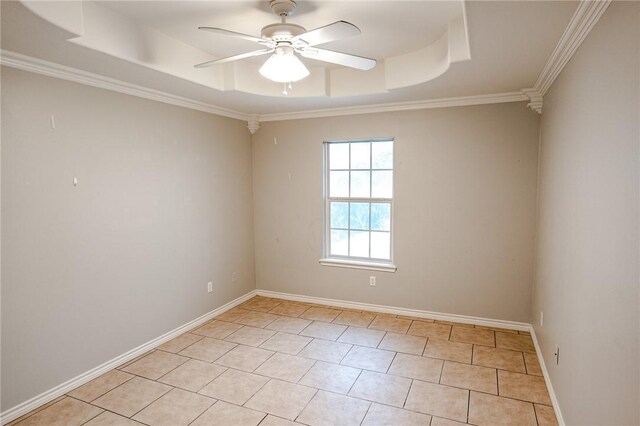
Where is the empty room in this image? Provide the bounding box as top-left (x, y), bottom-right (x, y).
top-left (1, 0), bottom-right (638, 425)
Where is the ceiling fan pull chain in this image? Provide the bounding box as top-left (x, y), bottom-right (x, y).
top-left (283, 83), bottom-right (288, 95)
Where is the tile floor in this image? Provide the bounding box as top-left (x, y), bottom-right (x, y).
top-left (10, 296), bottom-right (558, 426)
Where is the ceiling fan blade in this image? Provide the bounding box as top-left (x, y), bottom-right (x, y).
top-left (292, 21), bottom-right (361, 47)
top-left (194, 49), bottom-right (272, 68)
top-left (198, 27), bottom-right (270, 44)
top-left (298, 47), bottom-right (376, 71)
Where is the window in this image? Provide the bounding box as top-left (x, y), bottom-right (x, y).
top-left (321, 138), bottom-right (396, 272)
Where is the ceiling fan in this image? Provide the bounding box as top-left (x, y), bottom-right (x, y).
top-left (194, 0), bottom-right (376, 85)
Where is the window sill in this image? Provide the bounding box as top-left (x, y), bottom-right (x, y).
top-left (319, 258), bottom-right (397, 273)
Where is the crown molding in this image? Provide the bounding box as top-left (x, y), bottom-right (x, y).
top-left (258, 92), bottom-right (529, 122)
top-left (0, 49), bottom-right (249, 122)
top-left (522, 0), bottom-right (611, 114)
top-left (1, 50), bottom-right (532, 127)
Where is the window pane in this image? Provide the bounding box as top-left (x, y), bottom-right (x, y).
top-left (349, 231), bottom-right (369, 257)
top-left (371, 171), bottom-right (392, 198)
top-left (350, 202), bottom-right (370, 230)
top-left (371, 203), bottom-right (391, 231)
top-left (371, 231), bottom-right (391, 259)
top-left (330, 171), bottom-right (349, 197)
top-left (331, 230), bottom-right (349, 256)
top-left (330, 202), bottom-right (349, 229)
top-left (329, 143), bottom-right (349, 170)
top-left (372, 141), bottom-right (393, 169)
top-left (350, 171), bottom-right (370, 197)
top-left (350, 142), bottom-right (370, 169)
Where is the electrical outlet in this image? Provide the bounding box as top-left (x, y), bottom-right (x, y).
top-left (540, 311), bottom-right (544, 327)
top-left (231, 272), bottom-right (237, 283)
top-left (207, 282), bottom-right (213, 293)
top-left (554, 345), bottom-right (560, 365)
top-left (369, 276), bottom-right (376, 286)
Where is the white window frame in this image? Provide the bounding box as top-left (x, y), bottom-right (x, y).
top-left (319, 138), bottom-right (397, 272)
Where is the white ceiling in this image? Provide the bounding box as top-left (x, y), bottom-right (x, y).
top-left (1, 1), bottom-right (578, 116)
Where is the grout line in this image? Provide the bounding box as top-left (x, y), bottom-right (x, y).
top-left (401, 379), bottom-right (413, 409)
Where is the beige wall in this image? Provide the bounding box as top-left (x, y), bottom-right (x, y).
top-left (252, 103), bottom-right (540, 323)
top-left (532, 2), bottom-right (640, 425)
top-left (0, 67), bottom-right (255, 411)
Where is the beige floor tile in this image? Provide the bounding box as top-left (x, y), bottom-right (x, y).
top-left (268, 302), bottom-right (309, 317)
top-left (423, 339), bottom-right (472, 364)
top-left (157, 333), bottom-right (204, 353)
top-left (397, 315), bottom-right (434, 322)
top-left (348, 370), bottom-right (411, 407)
top-left (524, 352), bottom-right (543, 376)
top-left (259, 332), bottom-right (312, 355)
top-left (234, 311), bottom-right (280, 328)
top-left (468, 391), bottom-right (536, 425)
top-left (338, 326), bottom-right (386, 347)
top-left (8, 396), bottom-right (66, 425)
top-left (475, 325), bottom-right (519, 334)
top-left (265, 316), bottom-right (312, 334)
top-left (259, 415), bottom-right (298, 426)
top-left (434, 320), bottom-right (474, 328)
top-left (495, 332), bottom-right (535, 353)
top-left (378, 332), bottom-right (427, 355)
top-left (254, 352), bottom-right (315, 382)
top-left (299, 306), bottom-right (342, 322)
top-left (117, 350), bottom-right (154, 370)
top-left (17, 397), bottom-right (103, 426)
top-left (214, 344), bottom-right (274, 372)
top-left (440, 361), bottom-right (497, 394)
top-left (241, 298), bottom-right (282, 312)
top-left (362, 403), bottom-right (431, 426)
top-left (300, 321), bottom-right (347, 340)
top-left (192, 320), bottom-right (243, 339)
top-left (332, 311), bottom-right (376, 328)
top-left (341, 345), bottom-right (396, 372)
top-left (299, 361), bottom-right (361, 394)
top-left (430, 417), bottom-right (467, 426)
top-left (297, 390), bottom-right (370, 426)
top-left (199, 368), bottom-right (269, 405)
top-left (298, 338), bottom-right (353, 363)
top-left (368, 316), bottom-right (412, 333)
top-left (535, 404), bottom-right (559, 426)
top-left (178, 337), bottom-right (237, 362)
top-left (121, 350), bottom-right (188, 380)
top-left (450, 326), bottom-right (495, 347)
top-left (93, 377), bottom-right (172, 417)
top-left (404, 381), bottom-right (469, 422)
top-left (387, 353), bottom-right (443, 383)
top-left (407, 322), bottom-right (451, 340)
top-left (473, 345), bottom-right (526, 373)
top-left (132, 388), bottom-right (214, 426)
top-left (191, 401), bottom-right (266, 426)
top-left (224, 326), bottom-right (276, 346)
top-left (158, 359), bottom-right (226, 392)
top-left (245, 379), bottom-right (317, 420)
top-left (215, 308), bottom-right (251, 322)
top-left (498, 370), bottom-right (551, 405)
top-left (83, 411), bottom-right (144, 425)
top-left (67, 370), bottom-right (134, 402)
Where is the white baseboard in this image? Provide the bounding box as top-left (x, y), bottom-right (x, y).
top-left (0, 290), bottom-right (257, 425)
top-left (530, 327), bottom-right (565, 426)
top-left (256, 289), bottom-right (530, 331)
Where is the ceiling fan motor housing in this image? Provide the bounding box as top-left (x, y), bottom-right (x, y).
top-left (261, 23), bottom-right (306, 42)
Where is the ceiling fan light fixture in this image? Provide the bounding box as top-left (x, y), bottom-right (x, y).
top-left (259, 46), bottom-right (310, 83)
